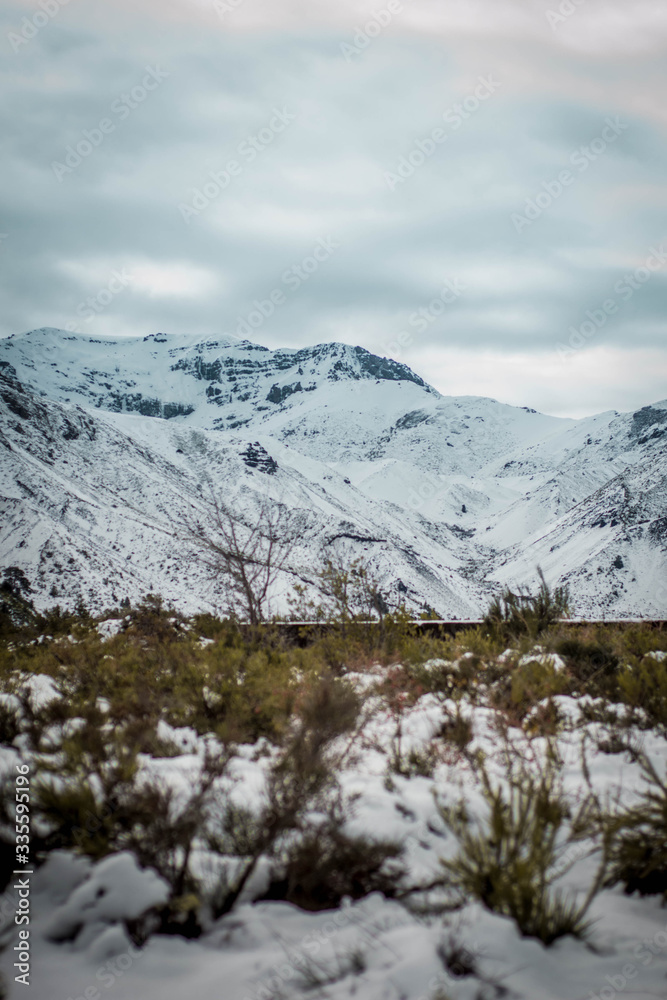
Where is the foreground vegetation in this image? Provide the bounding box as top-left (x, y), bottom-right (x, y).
top-left (1, 576), bottom-right (666, 997)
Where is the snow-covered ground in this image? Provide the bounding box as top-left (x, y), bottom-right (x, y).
top-left (2, 663), bottom-right (667, 1000)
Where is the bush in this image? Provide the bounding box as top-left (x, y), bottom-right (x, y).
top-left (5, 599), bottom-right (666, 954)
top-left (511, 660), bottom-right (567, 710)
top-left (34, 724), bottom-right (229, 900)
top-left (0, 567), bottom-right (40, 639)
top-left (605, 755), bottom-right (667, 898)
top-left (118, 593), bottom-right (186, 641)
top-left (484, 569), bottom-right (569, 643)
top-left (439, 758), bottom-right (600, 944)
top-left (490, 659), bottom-right (567, 724)
top-left (210, 672), bottom-right (363, 916)
top-left (263, 821), bottom-right (405, 910)
top-left (0, 701), bottom-right (20, 746)
top-left (290, 556), bottom-right (432, 668)
top-left (617, 657), bottom-right (667, 728)
top-left (555, 637), bottom-right (619, 692)
top-left (437, 708), bottom-right (473, 753)
top-left (614, 625), bottom-right (667, 663)
top-left (2, 616), bottom-right (320, 745)
top-left (35, 779), bottom-right (115, 858)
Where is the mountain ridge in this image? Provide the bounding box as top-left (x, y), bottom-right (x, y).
top-left (1, 329), bottom-right (665, 617)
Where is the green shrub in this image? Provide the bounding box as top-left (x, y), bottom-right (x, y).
top-left (437, 709), bottom-right (473, 752)
top-left (490, 659), bottom-right (567, 724)
top-left (484, 569), bottom-right (569, 643)
top-left (35, 737), bottom-right (230, 901)
top-left (439, 759), bottom-right (600, 944)
top-left (554, 637), bottom-right (619, 693)
top-left (34, 779), bottom-right (115, 858)
top-left (452, 626), bottom-right (504, 660)
top-left (1, 617), bottom-right (324, 745)
top-left (210, 672), bottom-right (363, 916)
top-left (290, 557), bottom-right (438, 668)
top-left (605, 755), bottom-right (667, 898)
top-left (617, 657), bottom-right (667, 727)
top-left (5, 599), bottom-right (666, 950)
top-left (264, 822), bottom-right (405, 910)
top-left (614, 625), bottom-right (667, 663)
top-left (511, 660), bottom-right (568, 707)
top-left (0, 701), bottom-right (20, 746)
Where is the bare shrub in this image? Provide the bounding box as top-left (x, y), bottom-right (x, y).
top-left (184, 494), bottom-right (295, 624)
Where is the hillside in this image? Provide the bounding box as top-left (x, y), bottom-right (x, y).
top-left (1, 328), bottom-right (666, 617)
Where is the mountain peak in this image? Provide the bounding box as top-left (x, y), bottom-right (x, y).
top-left (0, 328), bottom-right (437, 425)
top-left (1, 325), bottom-right (665, 618)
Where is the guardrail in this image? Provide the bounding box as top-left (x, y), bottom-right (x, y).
top-left (237, 618), bottom-right (667, 644)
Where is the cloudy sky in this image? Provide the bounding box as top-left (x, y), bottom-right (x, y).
top-left (2, 0), bottom-right (666, 417)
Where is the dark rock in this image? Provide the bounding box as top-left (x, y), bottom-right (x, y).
top-left (395, 410), bottom-right (430, 431)
top-left (630, 405), bottom-right (667, 441)
top-left (1, 390), bottom-right (31, 420)
top-left (267, 382), bottom-right (303, 404)
top-left (103, 392), bottom-right (193, 419)
top-left (61, 419), bottom-right (80, 440)
top-left (240, 441), bottom-right (277, 474)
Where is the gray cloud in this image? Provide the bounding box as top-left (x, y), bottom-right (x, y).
top-left (1, 0), bottom-right (666, 416)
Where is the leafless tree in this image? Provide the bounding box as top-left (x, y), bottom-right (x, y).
top-left (184, 492), bottom-right (295, 624)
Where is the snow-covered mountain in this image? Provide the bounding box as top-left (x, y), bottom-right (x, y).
top-left (1, 328), bottom-right (666, 617)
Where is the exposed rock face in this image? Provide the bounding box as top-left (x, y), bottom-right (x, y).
top-left (101, 393), bottom-right (195, 419)
top-left (266, 382), bottom-right (302, 405)
top-left (240, 442), bottom-right (278, 474)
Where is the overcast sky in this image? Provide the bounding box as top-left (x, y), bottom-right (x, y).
top-left (1, 0), bottom-right (666, 417)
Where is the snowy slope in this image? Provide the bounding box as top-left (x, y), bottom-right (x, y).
top-left (3, 683), bottom-right (667, 1000)
top-left (1, 329), bottom-right (666, 617)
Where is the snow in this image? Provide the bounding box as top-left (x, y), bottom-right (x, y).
top-left (43, 852), bottom-right (171, 944)
top-left (1, 327), bottom-right (665, 618)
top-left (4, 687), bottom-right (667, 1000)
top-left (21, 674), bottom-right (61, 712)
top-left (517, 649), bottom-right (567, 672)
top-left (97, 619), bottom-right (127, 640)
